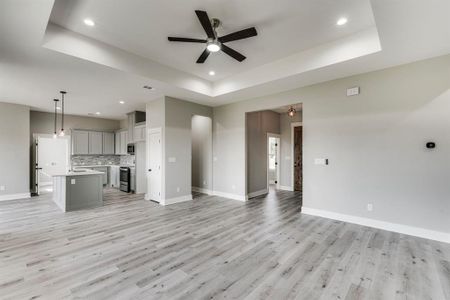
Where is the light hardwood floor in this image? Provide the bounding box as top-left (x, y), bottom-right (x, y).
top-left (0, 188), bottom-right (449, 299)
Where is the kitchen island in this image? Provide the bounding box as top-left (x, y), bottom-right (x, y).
top-left (52, 169), bottom-right (104, 212)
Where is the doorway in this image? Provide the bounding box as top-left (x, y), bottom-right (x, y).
top-left (33, 134), bottom-right (70, 195)
top-left (191, 115), bottom-right (213, 195)
top-left (291, 123), bottom-right (303, 192)
top-left (267, 134), bottom-right (280, 190)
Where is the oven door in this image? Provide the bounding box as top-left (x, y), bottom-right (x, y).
top-left (120, 167), bottom-right (130, 182)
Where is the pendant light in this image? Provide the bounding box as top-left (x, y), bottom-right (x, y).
top-left (59, 91), bottom-right (66, 136)
top-left (287, 106), bottom-right (296, 117)
top-left (53, 99), bottom-right (59, 139)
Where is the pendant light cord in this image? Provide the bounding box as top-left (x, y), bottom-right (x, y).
top-left (53, 99), bottom-right (59, 136)
top-left (60, 91), bottom-right (66, 135)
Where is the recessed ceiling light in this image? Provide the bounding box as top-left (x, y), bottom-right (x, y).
top-left (209, 71), bottom-right (215, 76)
top-left (119, 101), bottom-right (125, 104)
top-left (95, 112), bottom-right (101, 115)
top-left (84, 19), bottom-right (95, 27)
top-left (337, 17), bottom-right (348, 26)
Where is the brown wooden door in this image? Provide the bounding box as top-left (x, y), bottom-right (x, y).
top-left (294, 126), bottom-right (302, 191)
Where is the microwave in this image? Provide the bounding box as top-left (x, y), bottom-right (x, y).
top-left (127, 144), bottom-right (135, 155)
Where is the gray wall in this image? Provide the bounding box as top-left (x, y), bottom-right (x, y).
top-left (30, 111), bottom-right (120, 140)
top-left (192, 115), bottom-right (212, 191)
top-left (0, 102), bottom-right (30, 197)
top-left (246, 110), bottom-right (280, 194)
top-left (164, 97), bottom-right (212, 199)
top-left (147, 97), bottom-right (212, 200)
top-left (213, 54), bottom-right (450, 234)
top-left (279, 112), bottom-right (302, 188)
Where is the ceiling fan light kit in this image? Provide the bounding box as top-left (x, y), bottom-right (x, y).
top-left (168, 10), bottom-right (257, 63)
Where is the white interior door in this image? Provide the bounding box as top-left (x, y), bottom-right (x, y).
top-left (37, 136), bottom-right (70, 193)
top-left (147, 129), bottom-right (162, 202)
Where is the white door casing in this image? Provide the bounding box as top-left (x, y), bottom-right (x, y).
top-left (147, 128), bottom-right (162, 202)
top-left (36, 134), bottom-right (70, 194)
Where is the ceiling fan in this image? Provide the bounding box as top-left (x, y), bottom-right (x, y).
top-left (168, 10), bottom-right (257, 63)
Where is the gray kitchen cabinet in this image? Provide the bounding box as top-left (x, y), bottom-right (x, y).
top-left (115, 130), bottom-right (128, 155)
top-left (88, 131), bottom-right (103, 154)
top-left (120, 130), bottom-right (128, 154)
top-left (103, 132), bottom-right (115, 154)
top-left (115, 132), bottom-right (121, 155)
top-left (72, 130), bottom-right (89, 155)
top-left (127, 112), bottom-right (135, 144)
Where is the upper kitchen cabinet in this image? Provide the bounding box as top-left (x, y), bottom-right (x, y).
top-left (88, 131), bottom-right (103, 155)
top-left (134, 124), bottom-right (146, 142)
top-left (115, 130), bottom-right (128, 155)
top-left (72, 130), bottom-right (89, 155)
top-left (127, 111), bottom-right (146, 143)
top-left (103, 132), bottom-right (115, 154)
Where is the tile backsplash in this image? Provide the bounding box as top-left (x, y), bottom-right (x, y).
top-left (71, 155), bottom-right (135, 166)
top-left (120, 155), bottom-right (135, 166)
top-left (71, 155), bottom-right (120, 166)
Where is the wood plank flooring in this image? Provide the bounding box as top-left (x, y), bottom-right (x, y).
top-left (0, 188), bottom-right (449, 299)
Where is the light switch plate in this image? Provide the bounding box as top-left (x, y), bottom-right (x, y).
top-left (0, 185), bottom-right (5, 191)
top-left (71, 179), bottom-right (76, 185)
top-left (168, 157), bottom-right (176, 163)
top-left (314, 158), bottom-right (328, 165)
top-left (367, 203), bottom-right (373, 211)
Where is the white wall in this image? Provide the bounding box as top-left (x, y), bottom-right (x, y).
top-left (0, 102), bottom-right (30, 199)
top-left (191, 115), bottom-right (212, 192)
top-left (246, 110), bottom-right (280, 194)
top-left (213, 54), bottom-right (450, 236)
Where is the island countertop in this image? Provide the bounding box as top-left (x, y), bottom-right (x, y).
top-left (51, 169), bottom-right (105, 177)
top-left (52, 169), bottom-right (104, 212)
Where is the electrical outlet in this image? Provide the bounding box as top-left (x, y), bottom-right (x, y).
top-left (176, 187), bottom-right (180, 192)
top-left (71, 179), bottom-right (76, 185)
top-left (347, 86), bottom-right (360, 96)
top-left (367, 203), bottom-right (373, 211)
top-left (0, 185), bottom-right (5, 191)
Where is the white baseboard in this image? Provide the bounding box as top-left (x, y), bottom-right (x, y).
top-left (213, 190), bottom-right (246, 202)
top-left (302, 207), bottom-right (450, 244)
top-left (279, 185), bottom-right (294, 191)
top-left (161, 194), bottom-right (193, 206)
top-left (0, 193), bottom-right (31, 201)
top-left (191, 186), bottom-right (213, 195)
top-left (247, 189), bottom-right (268, 199)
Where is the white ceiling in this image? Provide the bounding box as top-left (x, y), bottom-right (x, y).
top-left (49, 0), bottom-right (375, 81)
top-left (0, 0), bottom-right (449, 120)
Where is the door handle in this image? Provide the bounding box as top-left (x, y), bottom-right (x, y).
top-left (148, 169), bottom-right (152, 172)
top-left (36, 167), bottom-right (43, 170)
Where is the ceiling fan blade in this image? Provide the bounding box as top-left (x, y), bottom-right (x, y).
top-left (168, 37), bottom-right (207, 43)
top-left (195, 10), bottom-right (215, 39)
top-left (221, 44), bottom-right (246, 62)
top-left (218, 27), bottom-right (257, 43)
top-left (196, 49), bottom-right (210, 63)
